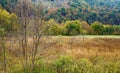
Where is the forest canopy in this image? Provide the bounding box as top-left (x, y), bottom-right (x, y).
top-left (0, 0), bottom-right (120, 25)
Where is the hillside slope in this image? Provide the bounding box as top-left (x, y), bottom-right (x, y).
top-left (45, 0), bottom-right (120, 25)
top-left (0, 0), bottom-right (120, 25)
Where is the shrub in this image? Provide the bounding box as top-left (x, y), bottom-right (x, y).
top-left (52, 56), bottom-right (73, 73)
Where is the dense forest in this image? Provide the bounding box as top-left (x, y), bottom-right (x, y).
top-left (1, 0), bottom-right (120, 25)
top-left (46, 0), bottom-right (120, 25)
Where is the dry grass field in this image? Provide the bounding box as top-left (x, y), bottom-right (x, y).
top-left (42, 36), bottom-right (120, 60)
top-left (0, 36), bottom-right (120, 73)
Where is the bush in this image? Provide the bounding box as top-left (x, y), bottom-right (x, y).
top-left (52, 56), bottom-right (73, 73)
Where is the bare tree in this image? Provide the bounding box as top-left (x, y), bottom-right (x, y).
top-left (30, 2), bottom-right (47, 72)
top-left (11, 0), bottom-right (48, 72)
top-left (5, 0), bottom-right (51, 72)
top-left (11, 0), bottom-right (33, 71)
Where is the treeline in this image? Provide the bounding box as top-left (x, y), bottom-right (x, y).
top-left (44, 19), bottom-right (120, 36)
top-left (0, 8), bottom-right (120, 36)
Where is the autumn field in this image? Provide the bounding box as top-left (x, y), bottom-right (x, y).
top-left (0, 36), bottom-right (120, 73)
top-left (1, 0), bottom-right (120, 73)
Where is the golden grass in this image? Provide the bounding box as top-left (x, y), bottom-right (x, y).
top-left (1, 36), bottom-right (120, 60)
top-left (0, 36), bottom-right (120, 73)
top-left (34, 36), bottom-right (120, 62)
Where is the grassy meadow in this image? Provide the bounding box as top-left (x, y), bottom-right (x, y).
top-left (0, 35), bottom-right (120, 73)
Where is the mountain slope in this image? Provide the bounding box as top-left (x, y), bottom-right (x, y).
top-left (0, 0), bottom-right (120, 25)
top-left (46, 0), bottom-right (120, 25)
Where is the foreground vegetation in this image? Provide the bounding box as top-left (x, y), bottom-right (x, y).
top-left (0, 36), bottom-right (120, 73)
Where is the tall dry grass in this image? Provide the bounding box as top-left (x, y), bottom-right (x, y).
top-left (0, 36), bottom-right (120, 73)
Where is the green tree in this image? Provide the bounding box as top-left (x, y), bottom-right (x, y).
top-left (0, 8), bottom-right (19, 34)
top-left (64, 20), bottom-right (81, 36)
top-left (103, 25), bottom-right (114, 35)
top-left (90, 22), bottom-right (104, 35)
top-left (113, 26), bottom-right (120, 35)
top-left (48, 24), bottom-right (62, 35)
top-left (44, 19), bottom-right (62, 35)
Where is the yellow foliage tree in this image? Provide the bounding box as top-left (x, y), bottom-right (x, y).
top-left (0, 8), bottom-right (19, 34)
top-left (44, 19), bottom-right (62, 35)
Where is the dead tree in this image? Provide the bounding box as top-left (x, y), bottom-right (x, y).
top-left (12, 0), bottom-right (32, 71)
top-left (7, 0), bottom-right (52, 72)
top-left (30, 2), bottom-right (47, 71)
